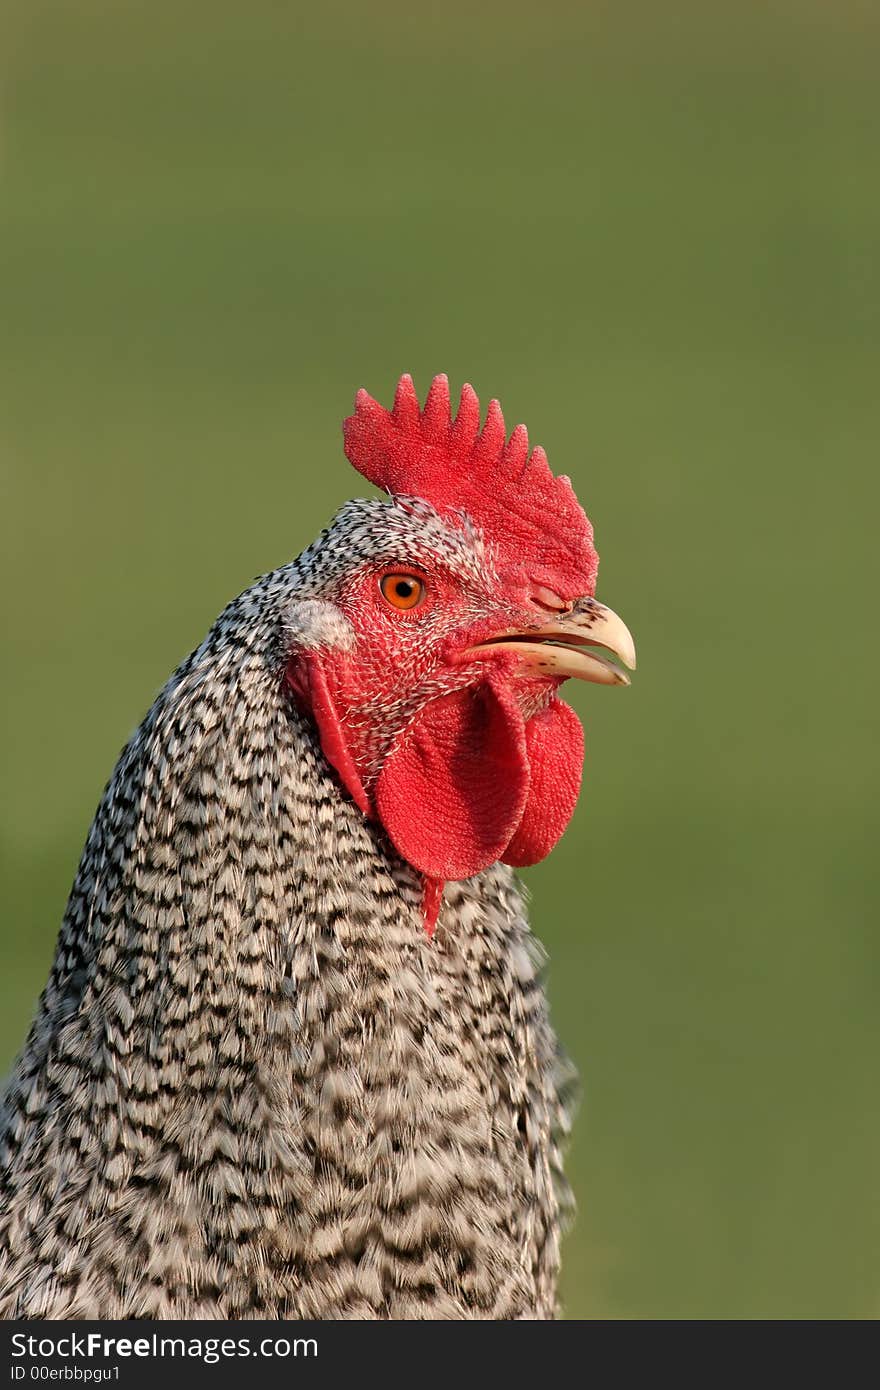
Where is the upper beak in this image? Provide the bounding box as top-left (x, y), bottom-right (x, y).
top-left (464, 596), bottom-right (637, 687)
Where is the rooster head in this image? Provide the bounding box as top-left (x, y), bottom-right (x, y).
top-left (286, 375), bottom-right (634, 926)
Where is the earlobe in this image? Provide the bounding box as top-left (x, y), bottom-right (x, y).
top-left (286, 652), bottom-right (371, 815)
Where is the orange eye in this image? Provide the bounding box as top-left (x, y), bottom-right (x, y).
top-left (380, 573), bottom-right (425, 611)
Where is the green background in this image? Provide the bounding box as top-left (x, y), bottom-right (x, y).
top-left (2, 1), bottom-right (878, 1318)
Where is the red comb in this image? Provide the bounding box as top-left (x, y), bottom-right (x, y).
top-left (343, 374), bottom-right (598, 599)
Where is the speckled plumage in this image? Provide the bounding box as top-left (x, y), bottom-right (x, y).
top-left (0, 494), bottom-right (577, 1320)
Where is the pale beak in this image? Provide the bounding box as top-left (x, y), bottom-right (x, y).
top-left (464, 596), bottom-right (637, 687)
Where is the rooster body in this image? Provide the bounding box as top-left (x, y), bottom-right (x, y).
top-left (0, 378), bottom-right (633, 1319)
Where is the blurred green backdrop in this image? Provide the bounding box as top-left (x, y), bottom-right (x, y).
top-left (1, 0), bottom-right (878, 1319)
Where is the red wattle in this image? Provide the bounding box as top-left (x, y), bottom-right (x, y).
top-left (376, 679), bottom-right (530, 881)
top-left (287, 654), bottom-right (370, 815)
top-left (421, 877), bottom-right (445, 937)
top-left (502, 698), bottom-right (584, 867)
top-left (290, 650), bottom-right (586, 894)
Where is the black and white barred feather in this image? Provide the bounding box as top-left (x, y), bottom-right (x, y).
top-left (0, 498), bottom-right (576, 1319)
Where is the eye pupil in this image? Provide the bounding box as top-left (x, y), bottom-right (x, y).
top-left (395, 581), bottom-right (413, 599)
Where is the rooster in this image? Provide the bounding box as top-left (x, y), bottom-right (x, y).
top-left (0, 375), bottom-right (634, 1320)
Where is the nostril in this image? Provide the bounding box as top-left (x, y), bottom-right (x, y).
top-left (530, 584), bottom-right (571, 614)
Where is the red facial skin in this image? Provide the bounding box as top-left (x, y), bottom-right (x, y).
top-left (287, 560), bottom-right (585, 935)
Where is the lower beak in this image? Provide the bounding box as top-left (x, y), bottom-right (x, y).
top-left (465, 596), bottom-right (637, 687)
